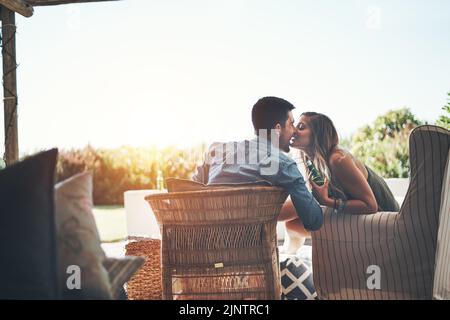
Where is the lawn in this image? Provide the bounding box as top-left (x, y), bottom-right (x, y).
top-left (92, 206), bottom-right (127, 243)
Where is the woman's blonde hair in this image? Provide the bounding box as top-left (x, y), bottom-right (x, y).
top-left (299, 112), bottom-right (346, 199)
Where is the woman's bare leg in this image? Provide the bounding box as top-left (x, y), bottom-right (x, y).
top-left (278, 198), bottom-right (311, 254)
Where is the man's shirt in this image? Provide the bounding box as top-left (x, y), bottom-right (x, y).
top-left (193, 136), bottom-right (323, 231)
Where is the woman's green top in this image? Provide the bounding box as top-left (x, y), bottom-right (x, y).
top-left (329, 165), bottom-right (400, 212)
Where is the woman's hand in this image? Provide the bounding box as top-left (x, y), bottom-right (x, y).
top-left (310, 177), bottom-right (331, 205)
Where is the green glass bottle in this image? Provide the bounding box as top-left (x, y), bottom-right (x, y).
top-left (306, 159), bottom-right (325, 186)
top-left (156, 169), bottom-right (164, 191)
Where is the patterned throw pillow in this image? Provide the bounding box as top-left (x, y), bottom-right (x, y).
top-left (55, 172), bottom-right (112, 299)
top-left (280, 250), bottom-right (317, 300)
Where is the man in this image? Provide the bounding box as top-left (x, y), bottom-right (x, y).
top-left (193, 96), bottom-right (323, 247)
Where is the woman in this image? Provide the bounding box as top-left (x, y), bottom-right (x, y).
top-left (279, 112), bottom-right (399, 253)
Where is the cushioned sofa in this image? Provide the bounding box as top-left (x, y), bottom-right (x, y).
top-left (0, 149), bottom-right (143, 299)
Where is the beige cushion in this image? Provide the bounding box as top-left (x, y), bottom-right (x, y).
top-left (166, 177), bottom-right (271, 193)
top-left (166, 178), bottom-right (208, 192)
top-left (55, 172), bottom-right (112, 299)
top-left (56, 172), bottom-right (144, 299)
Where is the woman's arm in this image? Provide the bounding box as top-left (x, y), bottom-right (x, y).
top-left (311, 154), bottom-right (378, 214)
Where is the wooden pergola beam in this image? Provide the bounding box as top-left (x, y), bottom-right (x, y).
top-left (0, 0), bottom-right (33, 17)
top-left (0, 0), bottom-right (118, 18)
top-left (26, 0), bottom-right (118, 6)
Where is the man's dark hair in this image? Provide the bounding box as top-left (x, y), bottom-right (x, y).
top-left (251, 96), bottom-right (295, 133)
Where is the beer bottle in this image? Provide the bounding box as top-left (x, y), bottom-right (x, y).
top-left (306, 159), bottom-right (325, 186)
top-left (156, 170), bottom-right (164, 191)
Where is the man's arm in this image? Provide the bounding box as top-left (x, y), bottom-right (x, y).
top-left (265, 160), bottom-right (323, 231)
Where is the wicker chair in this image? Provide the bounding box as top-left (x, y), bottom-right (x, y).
top-left (145, 186), bottom-right (288, 300)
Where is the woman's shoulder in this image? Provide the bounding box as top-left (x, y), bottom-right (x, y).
top-left (329, 149), bottom-right (352, 168)
top-left (329, 148), bottom-right (368, 179)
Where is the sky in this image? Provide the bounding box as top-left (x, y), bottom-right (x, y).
top-left (1, 0), bottom-right (449, 155)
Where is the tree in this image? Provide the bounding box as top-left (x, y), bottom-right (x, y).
top-left (436, 92), bottom-right (450, 130)
top-left (351, 108), bottom-right (423, 178)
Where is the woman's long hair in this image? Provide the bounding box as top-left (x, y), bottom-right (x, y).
top-left (299, 112), bottom-right (346, 199)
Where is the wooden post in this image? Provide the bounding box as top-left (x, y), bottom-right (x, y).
top-left (1, 5), bottom-right (19, 166)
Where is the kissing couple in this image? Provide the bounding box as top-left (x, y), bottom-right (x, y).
top-left (193, 96), bottom-right (399, 253)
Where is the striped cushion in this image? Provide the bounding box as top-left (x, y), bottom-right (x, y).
top-left (433, 149), bottom-right (450, 300)
top-left (103, 256), bottom-right (145, 300)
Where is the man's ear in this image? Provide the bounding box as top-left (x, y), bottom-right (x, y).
top-left (274, 123), bottom-right (282, 136)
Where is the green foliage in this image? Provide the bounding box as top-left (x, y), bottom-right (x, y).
top-left (436, 92), bottom-right (450, 130)
top-left (339, 136), bottom-right (352, 150)
top-left (351, 108), bottom-right (423, 178)
top-left (57, 145), bottom-right (206, 205)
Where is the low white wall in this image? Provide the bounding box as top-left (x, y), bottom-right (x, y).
top-left (385, 178), bottom-right (409, 199)
top-left (124, 189), bottom-right (162, 239)
top-left (124, 179), bottom-right (410, 241)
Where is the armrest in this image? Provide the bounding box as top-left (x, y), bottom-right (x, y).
top-left (312, 206), bottom-right (399, 243)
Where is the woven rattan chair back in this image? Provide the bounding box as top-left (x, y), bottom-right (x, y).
top-left (146, 186), bottom-right (288, 300)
